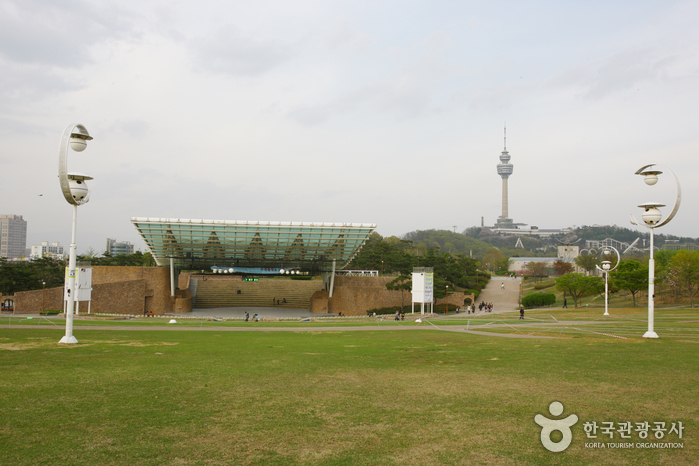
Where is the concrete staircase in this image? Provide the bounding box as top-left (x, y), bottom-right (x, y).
top-left (192, 276), bottom-right (323, 309)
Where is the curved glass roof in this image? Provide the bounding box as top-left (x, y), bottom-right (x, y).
top-left (131, 218), bottom-right (376, 271)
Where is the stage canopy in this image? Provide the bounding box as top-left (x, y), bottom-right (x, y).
top-left (131, 218), bottom-right (376, 272)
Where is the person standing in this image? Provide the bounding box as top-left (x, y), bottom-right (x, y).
top-left (245, 312), bottom-right (249, 322)
top-left (519, 305), bottom-right (525, 320)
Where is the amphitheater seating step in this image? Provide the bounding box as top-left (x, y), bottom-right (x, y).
top-left (192, 277), bottom-right (323, 309)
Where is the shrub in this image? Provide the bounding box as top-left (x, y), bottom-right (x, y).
top-left (521, 292), bottom-right (556, 309)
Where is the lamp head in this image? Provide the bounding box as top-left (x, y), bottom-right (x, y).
top-left (640, 170), bottom-right (662, 186)
top-left (67, 173), bottom-right (93, 203)
top-left (69, 130), bottom-right (93, 152)
top-left (638, 202), bottom-right (665, 226)
top-left (601, 260), bottom-right (611, 271)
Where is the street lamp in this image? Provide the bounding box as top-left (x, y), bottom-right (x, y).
top-left (595, 246), bottom-right (620, 316)
top-left (58, 123), bottom-right (94, 344)
top-left (630, 164), bottom-right (681, 339)
top-left (445, 285), bottom-right (449, 315)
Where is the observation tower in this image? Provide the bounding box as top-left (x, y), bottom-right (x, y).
top-left (495, 127), bottom-right (515, 229)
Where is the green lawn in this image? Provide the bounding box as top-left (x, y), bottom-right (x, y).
top-left (1, 309), bottom-right (697, 465)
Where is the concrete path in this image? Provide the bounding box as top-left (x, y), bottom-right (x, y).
top-left (1, 319), bottom-right (618, 340)
top-left (185, 306), bottom-right (323, 319)
top-left (475, 276), bottom-right (522, 315)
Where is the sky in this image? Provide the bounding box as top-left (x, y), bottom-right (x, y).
top-left (1, 0), bottom-right (698, 255)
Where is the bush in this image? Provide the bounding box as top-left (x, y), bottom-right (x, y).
top-left (366, 306), bottom-right (405, 316)
top-left (521, 292), bottom-right (556, 309)
top-left (40, 310), bottom-right (61, 316)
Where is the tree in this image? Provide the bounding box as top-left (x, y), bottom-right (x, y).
top-left (555, 273), bottom-right (604, 308)
top-left (386, 275), bottom-right (412, 312)
top-left (525, 261), bottom-right (548, 282)
top-left (482, 248), bottom-right (503, 272)
top-left (667, 250), bottom-right (699, 307)
top-left (612, 260), bottom-right (648, 307)
top-left (575, 254), bottom-right (599, 275)
top-left (551, 260), bottom-right (574, 277)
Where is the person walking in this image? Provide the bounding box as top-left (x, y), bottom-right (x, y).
top-left (245, 312), bottom-right (249, 322)
top-left (519, 305), bottom-right (525, 320)
top-left (563, 297), bottom-right (568, 309)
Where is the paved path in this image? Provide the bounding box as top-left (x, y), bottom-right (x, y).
top-left (1, 319), bottom-right (614, 339)
top-left (186, 306), bottom-right (322, 319)
top-left (475, 276), bottom-right (522, 314)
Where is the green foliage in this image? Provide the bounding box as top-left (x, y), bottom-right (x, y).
top-left (666, 250), bottom-right (699, 307)
top-left (0, 256), bottom-right (66, 295)
top-left (403, 229), bottom-right (493, 259)
top-left (555, 273), bottom-right (604, 308)
top-left (349, 233), bottom-right (484, 292)
top-left (365, 306), bottom-right (405, 316)
top-left (77, 251), bottom-right (155, 267)
top-left (575, 254), bottom-right (599, 274)
top-left (612, 260), bottom-right (648, 307)
top-left (0, 252), bottom-right (155, 295)
top-left (521, 292), bottom-right (556, 308)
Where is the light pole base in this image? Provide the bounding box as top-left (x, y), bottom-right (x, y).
top-left (642, 331), bottom-right (659, 339)
top-left (59, 335), bottom-right (79, 344)
top-left (603, 312), bottom-right (610, 316)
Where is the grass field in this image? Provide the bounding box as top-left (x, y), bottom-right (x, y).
top-left (1, 307), bottom-right (697, 465)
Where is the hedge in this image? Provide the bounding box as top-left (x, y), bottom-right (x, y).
top-left (521, 292), bottom-right (556, 308)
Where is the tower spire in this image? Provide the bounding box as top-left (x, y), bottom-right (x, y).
top-left (504, 123), bottom-right (507, 151)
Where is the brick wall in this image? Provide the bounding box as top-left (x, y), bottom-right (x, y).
top-left (12, 267), bottom-right (173, 315)
top-left (13, 288), bottom-right (64, 314)
top-left (323, 276), bottom-right (470, 316)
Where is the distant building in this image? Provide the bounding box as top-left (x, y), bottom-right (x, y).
top-left (106, 238), bottom-right (134, 256)
top-left (30, 241), bottom-right (65, 260)
top-left (0, 214), bottom-right (27, 259)
top-left (661, 243), bottom-right (698, 252)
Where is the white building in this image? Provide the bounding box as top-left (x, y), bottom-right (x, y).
top-left (30, 241), bottom-right (65, 260)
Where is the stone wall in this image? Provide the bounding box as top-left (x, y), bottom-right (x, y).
top-left (324, 276), bottom-right (470, 316)
top-left (13, 288), bottom-right (64, 314)
top-left (12, 266), bottom-right (174, 315)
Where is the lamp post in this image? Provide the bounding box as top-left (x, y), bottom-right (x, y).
top-left (58, 123), bottom-right (94, 344)
top-left (595, 246), bottom-right (620, 316)
top-left (42, 281), bottom-right (46, 313)
top-left (445, 285), bottom-right (449, 315)
top-left (630, 164), bottom-right (681, 339)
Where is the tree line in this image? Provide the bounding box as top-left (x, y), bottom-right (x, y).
top-left (349, 232), bottom-right (489, 296)
top-left (523, 249), bottom-right (699, 308)
top-left (0, 252), bottom-right (155, 295)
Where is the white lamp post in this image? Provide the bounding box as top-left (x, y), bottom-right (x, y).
top-left (58, 123), bottom-right (94, 344)
top-left (595, 246), bottom-right (620, 316)
top-left (630, 164), bottom-right (681, 339)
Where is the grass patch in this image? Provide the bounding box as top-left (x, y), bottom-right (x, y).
top-left (0, 310), bottom-right (697, 465)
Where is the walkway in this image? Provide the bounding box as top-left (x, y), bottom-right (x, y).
top-left (475, 275), bottom-right (522, 314)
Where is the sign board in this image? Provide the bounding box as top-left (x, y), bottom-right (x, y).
top-left (64, 267), bottom-right (93, 301)
top-left (411, 267), bottom-right (434, 304)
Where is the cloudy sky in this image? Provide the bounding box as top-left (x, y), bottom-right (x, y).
top-left (2, 0), bottom-right (698, 254)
